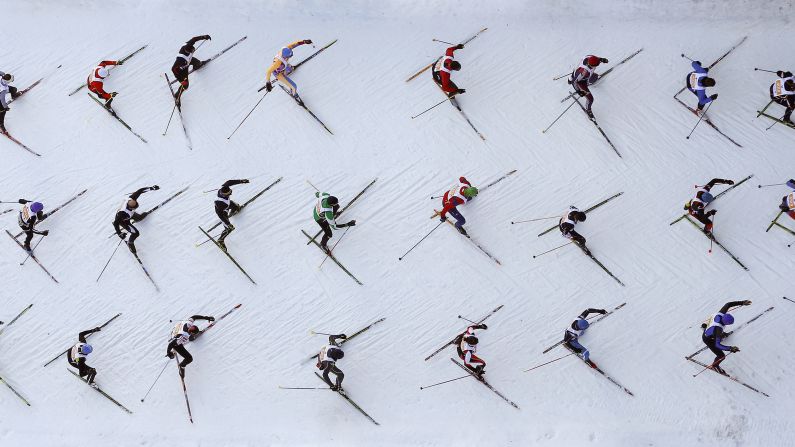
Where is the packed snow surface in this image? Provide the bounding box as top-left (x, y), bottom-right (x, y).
top-left (0, 0), bottom-right (794, 445)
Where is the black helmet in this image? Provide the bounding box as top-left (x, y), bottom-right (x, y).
top-left (219, 186), bottom-right (233, 197)
top-left (327, 196), bottom-right (339, 206)
top-left (328, 348), bottom-right (344, 360)
top-left (702, 77), bottom-right (716, 87)
top-left (785, 79), bottom-right (795, 91)
top-left (450, 61), bottom-right (462, 71)
top-left (464, 335), bottom-right (478, 345)
top-left (574, 211), bottom-right (587, 222)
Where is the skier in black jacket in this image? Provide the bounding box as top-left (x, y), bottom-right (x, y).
top-left (316, 334), bottom-right (347, 391)
top-left (166, 315), bottom-right (215, 378)
top-left (171, 35), bottom-right (211, 105)
top-left (113, 185), bottom-right (159, 254)
top-left (68, 327), bottom-right (101, 386)
top-left (684, 178), bottom-right (734, 236)
top-left (214, 179), bottom-right (249, 249)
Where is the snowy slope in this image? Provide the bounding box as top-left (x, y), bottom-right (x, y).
top-left (1, 0), bottom-right (794, 445)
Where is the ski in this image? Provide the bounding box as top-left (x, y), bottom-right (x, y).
top-left (449, 95), bottom-right (486, 141)
top-left (772, 221), bottom-right (795, 236)
top-left (1, 208), bottom-right (12, 215)
top-left (68, 369), bottom-right (133, 413)
top-left (193, 303), bottom-right (242, 341)
top-left (1, 131), bottom-right (40, 157)
top-left (424, 305), bottom-right (504, 361)
top-left (278, 85), bottom-right (333, 134)
top-left (560, 48), bottom-right (643, 103)
top-left (307, 178), bottom-right (377, 245)
top-left (436, 212), bottom-right (501, 265)
top-left (258, 40), bottom-right (339, 92)
top-left (314, 372), bottom-right (380, 425)
top-left (538, 192), bottom-right (624, 237)
top-left (577, 244), bottom-right (625, 286)
top-left (686, 357), bottom-right (769, 397)
top-left (675, 98), bottom-right (742, 147)
top-left (164, 73), bottom-right (192, 149)
top-left (304, 318), bottom-right (386, 361)
top-left (169, 36), bottom-right (247, 85)
top-left (0, 375), bottom-right (31, 406)
top-left (5, 230), bottom-right (58, 283)
top-left (405, 27), bottom-right (488, 82)
top-left (8, 64), bottom-right (62, 104)
top-left (541, 303), bottom-right (627, 354)
top-left (0, 304), bottom-right (33, 337)
top-left (481, 169), bottom-right (517, 192)
top-left (563, 346), bottom-right (634, 396)
top-left (176, 358), bottom-right (193, 423)
top-left (450, 358), bottom-right (520, 409)
top-left (766, 211), bottom-right (783, 232)
top-left (571, 93), bottom-right (621, 157)
top-left (686, 306), bottom-right (775, 359)
top-left (69, 45), bottom-right (148, 96)
top-left (14, 189), bottom-right (89, 239)
top-left (88, 93), bottom-right (147, 143)
top-left (756, 100), bottom-right (775, 118)
top-left (302, 230), bottom-right (363, 285)
top-left (757, 111), bottom-right (795, 130)
top-left (197, 177), bottom-right (283, 244)
top-left (198, 226), bottom-right (256, 284)
top-left (669, 175), bottom-right (753, 225)
top-left (682, 215), bottom-right (748, 270)
top-left (43, 313), bottom-right (121, 367)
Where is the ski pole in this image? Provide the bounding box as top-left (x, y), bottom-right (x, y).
top-left (96, 239), bottom-right (124, 282)
top-left (227, 91), bottom-right (269, 140)
top-left (411, 97), bottom-right (452, 119)
top-left (420, 374), bottom-right (471, 390)
top-left (523, 353), bottom-right (575, 372)
top-left (757, 182), bottom-right (789, 188)
top-left (432, 39), bottom-right (456, 45)
top-left (20, 236), bottom-right (44, 266)
top-left (320, 226), bottom-right (350, 268)
top-left (532, 241), bottom-right (573, 259)
top-left (686, 100), bottom-right (713, 140)
top-left (754, 68), bottom-right (777, 73)
top-left (399, 221), bottom-right (444, 261)
top-left (511, 216), bottom-right (559, 224)
top-left (552, 72), bottom-right (571, 81)
top-left (309, 330), bottom-right (335, 336)
top-left (457, 315), bottom-right (477, 324)
top-left (693, 353), bottom-right (732, 377)
top-left (681, 53), bottom-right (695, 62)
top-left (783, 296), bottom-right (795, 304)
top-left (541, 98), bottom-right (578, 134)
top-left (765, 120), bottom-right (777, 131)
top-left (140, 359), bottom-right (170, 403)
top-left (0, 201), bottom-right (20, 203)
top-left (279, 386), bottom-right (330, 390)
top-left (708, 215), bottom-right (716, 254)
top-left (306, 180), bottom-right (321, 192)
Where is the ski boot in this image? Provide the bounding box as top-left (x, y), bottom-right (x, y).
top-left (217, 238), bottom-right (228, 251)
top-left (474, 365), bottom-right (485, 381)
top-left (320, 243), bottom-right (332, 256)
top-left (179, 365), bottom-right (186, 379)
top-left (23, 242), bottom-right (32, 253)
top-left (713, 364), bottom-right (726, 375)
top-left (126, 241), bottom-right (137, 254)
top-left (456, 225), bottom-right (469, 237)
top-left (293, 93), bottom-right (305, 107)
top-left (89, 381), bottom-right (99, 389)
top-left (585, 109), bottom-right (595, 119)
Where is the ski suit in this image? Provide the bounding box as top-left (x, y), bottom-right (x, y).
top-left (570, 55), bottom-right (607, 111)
top-left (317, 334), bottom-right (346, 389)
top-left (432, 45), bottom-right (461, 95)
top-left (686, 61), bottom-right (715, 110)
top-left (564, 308), bottom-right (606, 362)
top-left (769, 71), bottom-right (795, 123)
top-left (215, 179), bottom-right (247, 242)
top-left (440, 177), bottom-right (474, 231)
top-left (87, 61), bottom-right (119, 101)
top-left (68, 327), bottom-right (100, 383)
top-left (686, 178), bottom-right (733, 233)
top-left (456, 324), bottom-right (487, 372)
top-left (166, 315), bottom-right (214, 368)
top-left (17, 199), bottom-right (47, 250)
top-left (265, 40), bottom-right (311, 96)
top-left (702, 300), bottom-right (746, 367)
top-left (313, 192), bottom-right (352, 249)
top-left (172, 35), bottom-right (210, 87)
top-left (0, 71), bottom-right (19, 130)
top-left (113, 186), bottom-right (156, 250)
top-left (559, 206), bottom-right (586, 245)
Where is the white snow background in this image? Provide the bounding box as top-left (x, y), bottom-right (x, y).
top-left (0, 0), bottom-right (794, 445)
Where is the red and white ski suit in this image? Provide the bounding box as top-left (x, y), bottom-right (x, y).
top-left (87, 60), bottom-right (118, 100)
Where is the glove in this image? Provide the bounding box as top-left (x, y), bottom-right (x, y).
top-left (707, 209), bottom-right (717, 216)
top-left (151, 185), bottom-right (160, 190)
top-left (729, 346), bottom-right (740, 353)
top-left (167, 351), bottom-right (175, 359)
top-left (346, 220), bottom-right (356, 227)
top-left (117, 60), bottom-right (124, 66)
top-left (242, 179), bottom-right (250, 184)
top-left (207, 316), bottom-right (216, 322)
top-left (599, 309), bottom-right (607, 314)
top-left (339, 334), bottom-right (347, 339)
top-left (93, 327), bottom-right (101, 332)
top-left (117, 232), bottom-right (128, 240)
top-left (456, 89), bottom-right (466, 94)
top-left (265, 81), bottom-right (273, 92)
top-left (110, 92), bottom-right (118, 98)
top-left (440, 215), bottom-right (447, 222)
top-left (203, 35), bottom-right (212, 40)
top-left (477, 324), bottom-right (488, 330)
top-left (1, 106), bottom-right (10, 111)
top-left (303, 39), bottom-right (313, 45)
top-left (726, 180), bottom-right (734, 185)
top-left (455, 44), bottom-right (465, 50)
top-left (600, 57), bottom-right (609, 63)
top-left (742, 300), bottom-right (752, 306)
top-left (710, 94), bottom-right (718, 100)
top-left (41, 230), bottom-right (50, 236)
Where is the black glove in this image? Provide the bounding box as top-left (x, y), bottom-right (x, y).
top-left (1, 106), bottom-right (10, 112)
top-left (729, 346), bottom-right (740, 353)
top-left (710, 94), bottom-right (718, 100)
top-left (265, 81), bottom-right (273, 92)
top-left (600, 57), bottom-right (609, 63)
top-left (203, 35), bottom-right (212, 40)
top-left (117, 60), bottom-right (124, 66)
top-left (242, 179), bottom-right (250, 184)
top-left (742, 300), bottom-right (752, 306)
top-left (207, 316), bottom-right (216, 322)
top-left (41, 230), bottom-right (49, 236)
top-left (117, 232), bottom-right (128, 240)
top-left (726, 180), bottom-right (734, 185)
top-left (708, 209), bottom-right (717, 216)
top-left (151, 185), bottom-right (160, 191)
top-left (93, 327), bottom-right (101, 332)
top-left (339, 334), bottom-right (347, 339)
top-left (303, 39), bottom-right (313, 45)
top-left (167, 351), bottom-right (175, 359)
top-left (455, 44), bottom-right (465, 50)
top-left (440, 215), bottom-right (447, 222)
top-left (598, 309), bottom-right (607, 314)
top-left (110, 92), bottom-right (118, 98)
top-left (346, 220), bottom-right (356, 227)
top-left (456, 89), bottom-right (466, 94)
top-left (477, 323), bottom-right (488, 330)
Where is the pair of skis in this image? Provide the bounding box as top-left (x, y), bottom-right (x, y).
top-left (450, 358), bottom-right (520, 409)
top-left (573, 243), bottom-right (625, 286)
top-left (681, 215), bottom-right (748, 270)
top-left (561, 345), bottom-right (634, 396)
top-left (432, 209), bottom-right (501, 265)
top-left (68, 369), bottom-right (133, 413)
top-left (198, 226), bottom-right (256, 284)
top-left (0, 304), bottom-right (34, 406)
top-left (766, 210), bottom-right (795, 236)
top-left (674, 97), bottom-right (742, 147)
top-left (1, 64), bottom-right (63, 157)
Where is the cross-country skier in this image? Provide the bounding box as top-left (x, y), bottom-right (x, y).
top-left (313, 191), bottom-right (356, 254)
top-left (0, 71), bottom-right (20, 133)
top-left (68, 326), bottom-right (101, 387)
top-left (17, 199), bottom-right (49, 252)
top-left (559, 206), bottom-right (589, 254)
top-left (569, 55), bottom-right (609, 118)
top-left (770, 70), bottom-right (795, 124)
top-left (701, 300), bottom-right (752, 374)
top-left (563, 308), bottom-right (607, 366)
top-left (683, 178), bottom-right (734, 236)
top-left (113, 185), bottom-right (159, 254)
top-left (455, 323), bottom-right (487, 379)
top-left (432, 44), bottom-right (465, 97)
top-left (779, 179), bottom-right (795, 220)
top-left (87, 60), bottom-right (123, 108)
top-left (172, 35), bottom-right (211, 106)
top-left (214, 179), bottom-right (250, 250)
top-left (316, 334), bottom-right (347, 391)
top-left (439, 176), bottom-right (478, 236)
top-left (166, 314), bottom-right (215, 378)
top-left (263, 39), bottom-right (313, 103)
top-left (686, 61), bottom-right (718, 114)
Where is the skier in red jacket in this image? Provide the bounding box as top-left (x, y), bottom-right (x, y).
top-left (439, 176), bottom-right (478, 236)
top-left (432, 44), bottom-right (466, 97)
top-left (87, 60), bottom-right (122, 108)
top-left (569, 55), bottom-right (609, 118)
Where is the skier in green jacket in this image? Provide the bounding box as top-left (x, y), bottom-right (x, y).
top-left (313, 192), bottom-right (356, 254)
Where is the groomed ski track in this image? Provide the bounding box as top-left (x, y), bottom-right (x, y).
top-left (0, 1), bottom-right (794, 446)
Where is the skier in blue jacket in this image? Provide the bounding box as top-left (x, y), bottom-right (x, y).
top-left (686, 61), bottom-right (718, 113)
top-left (563, 307), bottom-right (607, 366)
top-left (701, 299), bottom-right (752, 374)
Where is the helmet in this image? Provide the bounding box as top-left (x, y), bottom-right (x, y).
top-left (576, 319), bottom-right (590, 330)
top-left (281, 47), bottom-right (293, 59)
top-left (2, 73), bottom-right (13, 82)
top-left (701, 192), bottom-right (714, 203)
top-left (127, 199), bottom-right (139, 210)
top-left (721, 314), bottom-right (734, 325)
top-left (463, 187), bottom-right (479, 198)
top-left (684, 200), bottom-right (692, 210)
top-left (327, 196), bottom-right (339, 206)
top-left (187, 324), bottom-right (200, 334)
top-left (30, 202), bottom-right (44, 213)
top-left (786, 79), bottom-right (795, 90)
top-left (586, 56), bottom-right (601, 67)
top-left (219, 186), bottom-right (232, 197)
top-left (464, 335), bottom-right (479, 345)
top-left (574, 211), bottom-right (586, 222)
top-left (80, 344), bottom-right (93, 355)
top-left (702, 77), bottom-right (716, 87)
top-left (328, 348), bottom-right (344, 360)
top-left (450, 61), bottom-right (462, 71)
